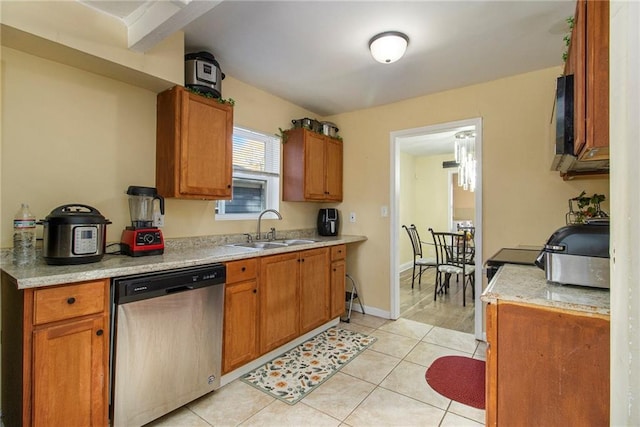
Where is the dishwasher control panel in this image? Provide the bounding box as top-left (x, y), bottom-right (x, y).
top-left (113, 263), bottom-right (226, 304)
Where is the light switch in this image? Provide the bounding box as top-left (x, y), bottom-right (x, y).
top-left (349, 212), bottom-right (356, 223)
top-left (381, 206), bottom-right (389, 217)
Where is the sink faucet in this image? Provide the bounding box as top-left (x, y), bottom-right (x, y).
top-left (256, 209), bottom-right (282, 240)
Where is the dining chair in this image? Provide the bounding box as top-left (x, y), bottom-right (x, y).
top-left (429, 228), bottom-right (476, 306)
top-left (402, 224), bottom-right (437, 289)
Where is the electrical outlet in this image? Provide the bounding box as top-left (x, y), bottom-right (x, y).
top-left (349, 212), bottom-right (356, 223)
top-left (153, 212), bottom-right (165, 227)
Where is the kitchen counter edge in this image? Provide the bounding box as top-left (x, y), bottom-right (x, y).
top-left (480, 264), bottom-right (610, 316)
top-left (1, 235), bottom-right (367, 290)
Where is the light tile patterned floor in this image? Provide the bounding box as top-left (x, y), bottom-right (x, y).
top-left (145, 314), bottom-right (486, 427)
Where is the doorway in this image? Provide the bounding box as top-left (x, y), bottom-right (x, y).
top-left (390, 118), bottom-right (483, 340)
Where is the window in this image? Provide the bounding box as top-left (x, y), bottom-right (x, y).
top-left (215, 126), bottom-right (280, 220)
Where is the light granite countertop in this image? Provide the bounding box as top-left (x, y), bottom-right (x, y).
top-left (1, 234), bottom-right (367, 290)
top-left (481, 264), bottom-right (610, 316)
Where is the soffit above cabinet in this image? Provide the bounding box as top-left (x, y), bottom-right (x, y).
top-left (0, 0), bottom-right (188, 92)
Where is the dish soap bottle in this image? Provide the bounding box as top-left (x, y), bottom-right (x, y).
top-left (13, 203), bottom-right (36, 266)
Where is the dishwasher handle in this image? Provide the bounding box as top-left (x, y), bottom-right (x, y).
top-left (165, 285), bottom-right (195, 294)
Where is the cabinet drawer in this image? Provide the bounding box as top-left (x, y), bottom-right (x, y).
top-left (226, 258), bottom-right (258, 284)
top-left (331, 245), bottom-right (346, 261)
top-left (34, 280), bottom-right (108, 325)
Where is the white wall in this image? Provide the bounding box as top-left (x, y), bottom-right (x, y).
top-left (610, 1), bottom-right (640, 424)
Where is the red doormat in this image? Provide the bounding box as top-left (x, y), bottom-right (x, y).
top-left (425, 356), bottom-right (485, 409)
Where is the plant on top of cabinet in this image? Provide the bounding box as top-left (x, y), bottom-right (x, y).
top-left (156, 85), bottom-right (233, 200)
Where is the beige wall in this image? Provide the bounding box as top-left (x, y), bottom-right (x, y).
top-left (398, 151), bottom-right (416, 266)
top-left (328, 66), bottom-right (609, 312)
top-left (0, 0), bottom-right (184, 87)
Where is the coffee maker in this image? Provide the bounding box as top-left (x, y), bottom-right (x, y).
top-left (120, 186), bottom-right (165, 256)
top-left (317, 208), bottom-right (339, 236)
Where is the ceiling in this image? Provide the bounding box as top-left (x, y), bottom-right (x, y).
top-left (79, 0), bottom-right (575, 155)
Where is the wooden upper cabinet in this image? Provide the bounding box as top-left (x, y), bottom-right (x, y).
top-left (567, 0), bottom-right (609, 162)
top-left (156, 86), bottom-right (233, 200)
top-left (325, 137), bottom-right (343, 201)
top-left (283, 128), bottom-right (343, 202)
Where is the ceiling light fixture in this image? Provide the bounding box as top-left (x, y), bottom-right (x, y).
top-left (369, 31), bottom-right (409, 64)
top-left (454, 130), bottom-right (477, 192)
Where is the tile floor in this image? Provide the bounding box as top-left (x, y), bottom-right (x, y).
top-left (145, 313), bottom-right (487, 427)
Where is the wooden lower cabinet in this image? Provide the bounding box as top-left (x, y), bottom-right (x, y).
top-left (223, 245), bottom-right (344, 372)
top-left (1, 274), bottom-right (109, 427)
top-left (485, 301), bottom-right (609, 426)
top-left (299, 248), bottom-right (330, 333)
top-left (258, 248), bottom-right (331, 354)
top-left (259, 252), bottom-right (301, 354)
top-left (329, 245), bottom-right (346, 319)
top-left (222, 259), bottom-right (259, 374)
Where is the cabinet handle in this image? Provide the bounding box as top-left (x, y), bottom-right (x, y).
top-left (253, 289), bottom-right (257, 294)
top-left (241, 267), bottom-right (246, 272)
top-left (96, 329), bottom-right (104, 336)
top-left (67, 297), bottom-right (76, 305)
top-left (227, 184), bottom-right (231, 188)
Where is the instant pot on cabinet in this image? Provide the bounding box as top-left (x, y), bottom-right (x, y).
top-left (39, 204), bottom-right (111, 265)
top-left (185, 51), bottom-right (225, 98)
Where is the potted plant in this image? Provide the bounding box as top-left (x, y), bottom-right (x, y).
top-left (566, 191), bottom-right (608, 224)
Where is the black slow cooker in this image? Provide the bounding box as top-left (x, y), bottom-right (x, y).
top-left (39, 204), bottom-right (111, 265)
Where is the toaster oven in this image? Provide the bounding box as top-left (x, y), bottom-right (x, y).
top-left (535, 220), bottom-right (610, 288)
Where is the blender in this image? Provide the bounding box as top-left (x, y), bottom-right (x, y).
top-left (120, 186), bottom-right (165, 256)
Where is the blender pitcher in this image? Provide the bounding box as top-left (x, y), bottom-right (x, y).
top-left (127, 186), bottom-right (165, 229)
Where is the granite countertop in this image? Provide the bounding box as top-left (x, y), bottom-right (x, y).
top-left (481, 264), bottom-right (610, 316)
top-left (1, 234), bottom-right (367, 290)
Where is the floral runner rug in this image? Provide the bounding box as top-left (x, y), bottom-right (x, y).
top-left (240, 327), bottom-right (377, 404)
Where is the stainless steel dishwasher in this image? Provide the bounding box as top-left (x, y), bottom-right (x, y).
top-left (110, 264), bottom-right (225, 427)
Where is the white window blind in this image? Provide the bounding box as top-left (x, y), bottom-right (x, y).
top-left (232, 127), bottom-right (280, 176)
top-left (216, 127), bottom-right (281, 219)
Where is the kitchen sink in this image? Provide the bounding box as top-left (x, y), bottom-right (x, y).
top-left (271, 239), bottom-right (317, 245)
top-left (230, 242), bottom-right (288, 250)
top-left (228, 239), bottom-right (317, 250)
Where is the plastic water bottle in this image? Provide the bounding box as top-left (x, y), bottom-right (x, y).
top-left (13, 203), bottom-right (36, 266)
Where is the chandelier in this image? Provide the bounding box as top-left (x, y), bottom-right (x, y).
top-left (454, 130), bottom-right (477, 192)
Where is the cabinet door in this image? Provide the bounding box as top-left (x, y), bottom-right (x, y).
top-left (325, 137), bottom-right (343, 202)
top-left (581, 0), bottom-right (609, 161)
top-left (571, 0), bottom-right (586, 155)
top-left (156, 86), bottom-right (233, 200)
top-left (180, 90), bottom-right (233, 198)
top-left (32, 315), bottom-right (108, 427)
top-left (259, 253), bottom-right (300, 354)
top-left (299, 248), bottom-right (330, 333)
top-left (571, 0), bottom-right (609, 161)
top-left (330, 259), bottom-right (346, 319)
top-left (493, 302), bottom-right (609, 426)
top-left (223, 280), bottom-right (258, 374)
top-left (304, 132), bottom-right (328, 200)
